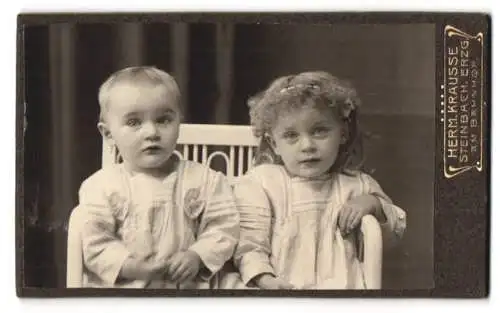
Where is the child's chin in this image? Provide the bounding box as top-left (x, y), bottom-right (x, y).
top-left (141, 157), bottom-right (169, 168)
top-left (296, 168), bottom-right (327, 179)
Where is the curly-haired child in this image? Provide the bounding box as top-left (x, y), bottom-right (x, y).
top-left (225, 71), bottom-right (406, 289)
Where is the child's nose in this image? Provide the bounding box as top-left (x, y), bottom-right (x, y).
top-left (300, 136), bottom-right (316, 152)
top-left (142, 122), bottom-right (160, 139)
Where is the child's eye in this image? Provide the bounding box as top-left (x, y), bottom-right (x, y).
top-left (126, 118), bottom-right (141, 127)
top-left (283, 131), bottom-right (298, 140)
top-left (312, 127), bottom-right (330, 136)
top-left (156, 115), bottom-right (173, 124)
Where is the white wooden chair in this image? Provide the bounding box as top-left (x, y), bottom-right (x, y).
top-left (66, 123), bottom-right (382, 289)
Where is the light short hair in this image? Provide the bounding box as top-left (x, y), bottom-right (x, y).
top-left (98, 66), bottom-right (181, 121)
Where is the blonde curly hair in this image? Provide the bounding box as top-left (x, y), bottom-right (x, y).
top-left (248, 71), bottom-right (365, 172)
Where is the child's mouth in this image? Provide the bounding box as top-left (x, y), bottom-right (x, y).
top-left (299, 158), bottom-right (321, 164)
top-left (143, 146), bottom-right (163, 154)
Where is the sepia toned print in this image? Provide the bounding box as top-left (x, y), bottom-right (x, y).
top-left (17, 13), bottom-right (489, 297)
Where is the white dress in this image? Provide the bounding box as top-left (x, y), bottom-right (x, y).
top-left (77, 160), bottom-right (240, 288)
top-left (222, 164), bottom-right (406, 289)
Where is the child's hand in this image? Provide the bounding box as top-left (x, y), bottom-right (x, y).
top-left (166, 250), bottom-right (202, 283)
top-left (338, 194), bottom-right (382, 236)
top-left (253, 273), bottom-right (295, 289)
top-left (120, 257), bottom-right (168, 281)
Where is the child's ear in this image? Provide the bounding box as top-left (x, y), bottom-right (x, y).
top-left (97, 122), bottom-right (115, 146)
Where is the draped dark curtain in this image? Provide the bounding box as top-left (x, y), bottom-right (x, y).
top-left (23, 23), bottom-right (434, 289)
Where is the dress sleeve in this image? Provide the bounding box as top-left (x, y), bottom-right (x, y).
top-left (79, 174), bottom-right (131, 286)
top-left (231, 171), bottom-right (275, 286)
top-left (359, 172), bottom-right (407, 246)
top-left (187, 171), bottom-right (240, 280)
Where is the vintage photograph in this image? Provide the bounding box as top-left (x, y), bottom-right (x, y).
top-left (21, 17), bottom-right (439, 294)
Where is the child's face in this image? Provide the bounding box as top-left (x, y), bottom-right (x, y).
top-left (269, 104), bottom-right (343, 178)
top-left (99, 82), bottom-right (181, 174)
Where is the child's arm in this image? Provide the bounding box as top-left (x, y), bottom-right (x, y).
top-left (357, 172), bottom-right (407, 245)
top-left (78, 178), bottom-right (130, 285)
top-left (184, 172), bottom-right (240, 280)
top-left (79, 176), bottom-right (166, 285)
top-left (231, 174), bottom-right (276, 287)
top-left (338, 194), bottom-right (385, 235)
top-left (119, 257), bottom-right (168, 281)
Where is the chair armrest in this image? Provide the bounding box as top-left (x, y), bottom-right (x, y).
top-left (66, 206), bottom-right (84, 288)
top-left (358, 214), bottom-right (383, 289)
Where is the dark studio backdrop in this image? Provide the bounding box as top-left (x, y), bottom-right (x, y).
top-left (22, 22), bottom-right (435, 289)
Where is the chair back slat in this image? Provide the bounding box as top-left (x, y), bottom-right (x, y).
top-left (202, 145), bottom-right (208, 164)
top-left (247, 146), bottom-right (254, 172)
top-left (238, 146), bottom-right (244, 176)
top-left (228, 146), bottom-right (235, 177)
top-left (193, 145), bottom-right (199, 163)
